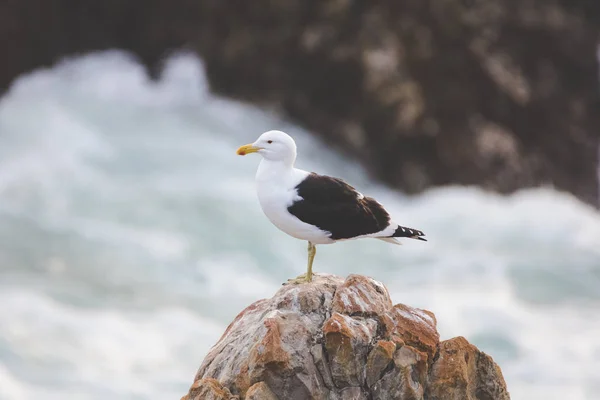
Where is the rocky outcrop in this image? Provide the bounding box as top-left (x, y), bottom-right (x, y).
top-left (183, 274), bottom-right (509, 399)
top-left (1, 1), bottom-right (598, 205)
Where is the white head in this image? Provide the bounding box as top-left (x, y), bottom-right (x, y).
top-left (236, 130), bottom-right (297, 165)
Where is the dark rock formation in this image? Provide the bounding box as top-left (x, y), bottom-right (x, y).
top-left (1, 1), bottom-right (599, 205)
top-left (182, 274), bottom-right (510, 400)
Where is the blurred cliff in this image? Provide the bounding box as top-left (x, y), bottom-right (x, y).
top-left (1, 0), bottom-right (599, 205)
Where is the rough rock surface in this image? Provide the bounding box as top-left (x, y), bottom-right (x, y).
top-left (182, 274), bottom-right (510, 400)
top-left (0, 1), bottom-right (599, 206)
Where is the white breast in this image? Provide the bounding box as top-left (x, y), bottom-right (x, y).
top-left (255, 162), bottom-right (334, 244)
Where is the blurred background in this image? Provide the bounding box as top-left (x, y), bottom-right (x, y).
top-left (0, 1), bottom-right (599, 399)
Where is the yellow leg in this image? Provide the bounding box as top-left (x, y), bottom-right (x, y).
top-left (286, 241), bottom-right (316, 284)
top-left (306, 241), bottom-right (316, 282)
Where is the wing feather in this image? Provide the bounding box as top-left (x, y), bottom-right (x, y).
top-left (288, 173), bottom-right (391, 240)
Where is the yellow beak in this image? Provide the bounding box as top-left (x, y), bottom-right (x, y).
top-left (236, 144), bottom-right (262, 156)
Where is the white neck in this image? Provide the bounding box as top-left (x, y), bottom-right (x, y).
top-left (256, 159), bottom-right (294, 184)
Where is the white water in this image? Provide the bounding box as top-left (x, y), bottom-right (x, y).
top-left (0, 51), bottom-right (599, 400)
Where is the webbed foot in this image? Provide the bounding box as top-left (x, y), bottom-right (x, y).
top-left (284, 273), bottom-right (312, 285)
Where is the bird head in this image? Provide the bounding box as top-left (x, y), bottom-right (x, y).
top-left (236, 130), bottom-right (297, 164)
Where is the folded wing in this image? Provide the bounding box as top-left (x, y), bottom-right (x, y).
top-left (288, 173), bottom-right (392, 240)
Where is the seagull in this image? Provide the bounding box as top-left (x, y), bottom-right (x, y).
top-left (236, 130), bottom-right (426, 283)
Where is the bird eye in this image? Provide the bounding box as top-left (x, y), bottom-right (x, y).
top-left (267, 140), bottom-right (273, 144)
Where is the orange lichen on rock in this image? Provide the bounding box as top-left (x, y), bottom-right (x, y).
top-left (183, 378), bottom-right (236, 400)
top-left (427, 336), bottom-right (510, 400)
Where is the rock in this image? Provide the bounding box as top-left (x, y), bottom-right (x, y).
top-left (323, 312), bottom-right (375, 387)
top-left (387, 304), bottom-right (439, 362)
top-left (365, 340), bottom-right (395, 387)
top-left (338, 386), bottom-right (367, 400)
top-left (245, 382), bottom-right (278, 400)
top-left (331, 274), bottom-right (392, 316)
top-left (0, 1), bottom-right (598, 206)
top-left (183, 378), bottom-right (237, 400)
top-left (427, 337), bottom-right (511, 400)
top-left (184, 273), bottom-right (510, 399)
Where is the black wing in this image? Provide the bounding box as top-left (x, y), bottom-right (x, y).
top-left (288, 173), bottom-right (391, 240)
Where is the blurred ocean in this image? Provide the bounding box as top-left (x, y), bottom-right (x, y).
top-left (0, 51), bottom-right (599, 400)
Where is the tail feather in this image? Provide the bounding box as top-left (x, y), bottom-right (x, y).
top-left (377, 237), bottom-right (403, 245)
top-left (391, 225), bottom-right (427, 241)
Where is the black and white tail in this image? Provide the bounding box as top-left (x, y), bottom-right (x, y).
top-left (391, 225), bottom-right (427, 241)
